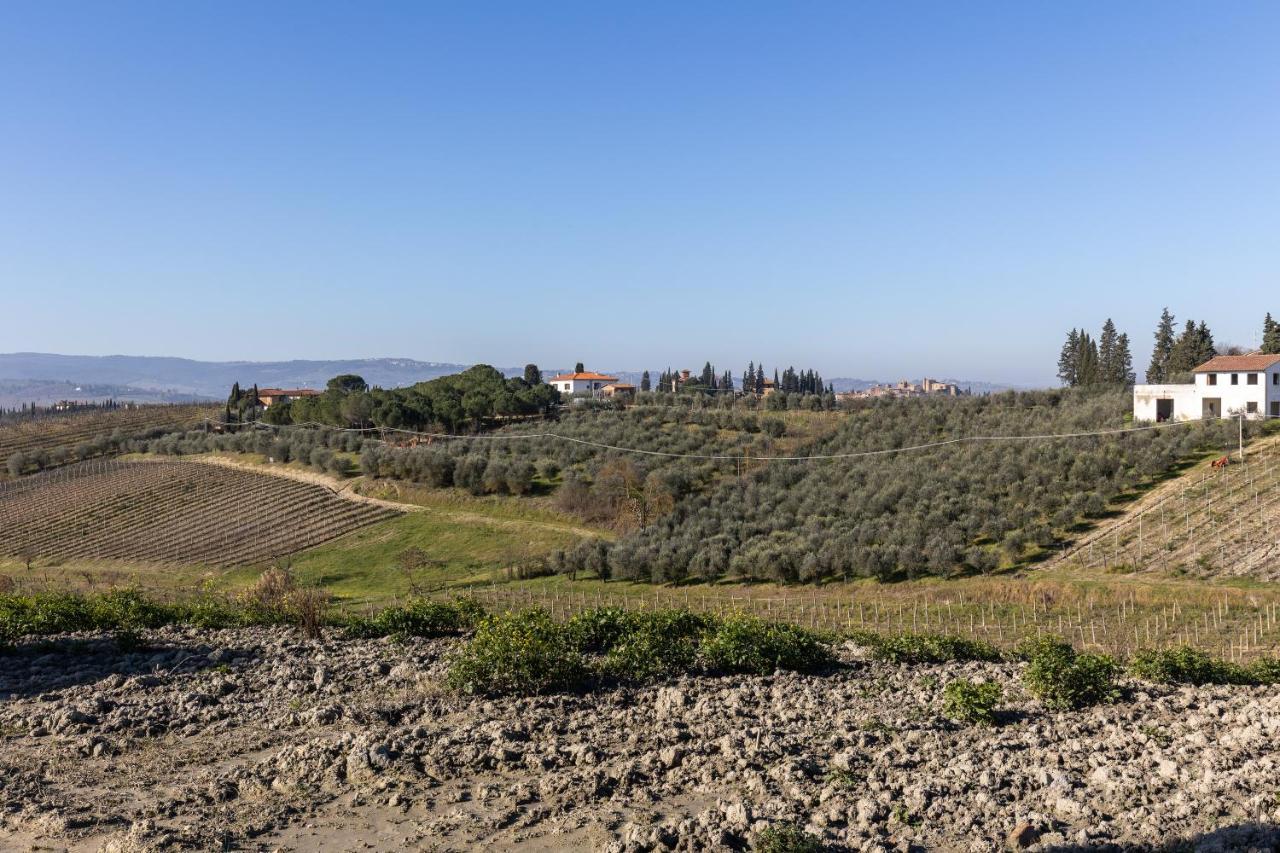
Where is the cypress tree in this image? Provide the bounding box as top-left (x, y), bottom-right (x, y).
top-left (1168, 320), bottom-right (1200, 376)
top-left (1076, 333), bottom-right (1100, 386)
top-left (1147, 307), bottom-right (1175, 383)
top-left (1263, 313), bottom-right (1280, 355)
top-left (1057, 329), bottom-right (1080, 387)
top-left (1098, 319), bottom-right (1118, 383)
top-left (1195, 321), bottom-right (1216, 366)
top-left (640, 370), bottom-right (650, 392)
top-left (1114, 333), bottom-right (1135, 385)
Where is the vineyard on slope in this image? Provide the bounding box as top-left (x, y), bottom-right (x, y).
top-left (0, 459), bottom-right (401, 565)
top-left (1, 404), bottom-right (217, 477)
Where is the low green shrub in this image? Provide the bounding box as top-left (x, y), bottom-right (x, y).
top-left (602, 609), bottom-right (714, 682)
top-left (183, 595), bottom-right (250, 629)
top-left (942, 678), bottom-right (1002, 726)
top-left (345, 597), bottom-right (485, 639)
top-left (753, 822), bottom-right (824, 853)
top-left (1247, 657), bottom-right (1280, 684)
top-left (1129, 647), bottom-right (1249, 685)
top-left (564, 607), bottom-right (637, 654)
top-left (1021, 636), bottom-right (1118, 710)
top-left (87, 589), bottom-right (171, 631)
top-left (855, 631), bottom-right (1002, 665)
top-left (702, 614), bottom-right (832, 675)
top-left (445, 608), bottom-right (587, 696)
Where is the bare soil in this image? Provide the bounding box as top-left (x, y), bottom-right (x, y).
top-left (2, 628), bottom-right (1278, 852)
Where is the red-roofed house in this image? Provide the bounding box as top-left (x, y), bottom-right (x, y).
top-left (1134, 354), bottom-right (1280, 421)
top-left (548, 371), bottom-right (619, 396)
top-left (257, 388), bottom-right (321, 407)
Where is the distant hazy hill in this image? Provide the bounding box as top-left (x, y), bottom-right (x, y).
top-left (0, 354), bottom-right (1024, 403)
top-left (0, 379), bottom-right (214, 409)
top-left (0, 353), bottom-right (495, 401)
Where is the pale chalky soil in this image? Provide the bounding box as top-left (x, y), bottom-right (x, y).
top-left (1, 627), bottom-right (1278, 852)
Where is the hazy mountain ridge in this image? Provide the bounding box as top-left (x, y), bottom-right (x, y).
top-left (0, 354), bottom-right (1023, 403)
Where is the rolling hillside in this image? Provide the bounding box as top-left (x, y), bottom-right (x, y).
top-left (1050, 430), bottom-right (1280, 581)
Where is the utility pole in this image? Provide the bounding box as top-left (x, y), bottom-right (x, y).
top-left (1239, 412), bottom-right (1245, 463)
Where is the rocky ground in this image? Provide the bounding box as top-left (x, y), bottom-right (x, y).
top-left (2, 627), bottom-right (1279, 852)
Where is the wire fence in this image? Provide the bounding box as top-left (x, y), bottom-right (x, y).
top-left (441, 581), bottom-right (1280, 664)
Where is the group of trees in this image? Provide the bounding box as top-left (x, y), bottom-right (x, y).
top-left (1061, 309), bottom-right (1280, 387)
top-left (653, 365), bottom-right (735, 394)
top-left (240, 365), bottom-right (561, 434)
top-left (0, 399), bottom-right (128, 422)
top-left (647, 361), bottom-right (831, 397)
top-left (1057, 319), bottom-right (1135, 388)
top-left (1146, 309), bottom-right (1217, 383)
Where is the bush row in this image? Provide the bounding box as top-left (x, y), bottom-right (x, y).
top-left (446, 607), bottom-right (833, 696)
top-left (4, 591), bottom-right (1277, 712)
top-left (0, 588), bottom-right (484, 650)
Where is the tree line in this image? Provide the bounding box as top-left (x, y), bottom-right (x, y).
top-left (645, 361), bottom-right (831, 397)
top-left (1058, 310), bottom-right (1280, 388)
top-left (227, 365), bottom-right (560, 434)
top-left (1056, 319), bottom-right (1135, 387)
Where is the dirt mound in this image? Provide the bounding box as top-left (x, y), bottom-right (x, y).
top-left (2, 628), bottom-right (1278, 851)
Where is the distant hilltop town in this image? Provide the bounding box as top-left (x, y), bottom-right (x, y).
top-left (841, 378), bottom-right (967, 400)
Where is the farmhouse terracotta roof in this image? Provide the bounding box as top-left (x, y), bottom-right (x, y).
top-left (1192, 355), bottom-right (1280, 372)
top-left (258, 388), bottom-right (321, 396)
top-left (603, 383), bottom-right (635, 389)
top-left (549, 372), bottom-right (619, 381)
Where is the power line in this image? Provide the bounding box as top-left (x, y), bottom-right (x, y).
top-left (203, 414), bottom-right (1206, 463)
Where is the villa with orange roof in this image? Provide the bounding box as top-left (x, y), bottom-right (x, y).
top-left (548, 370), bottom-right (620, 396)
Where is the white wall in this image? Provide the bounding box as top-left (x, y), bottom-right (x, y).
top-left (1194, 370), bottom-right (1272, 418)
top-left (1133, 384), bottom-right (1200, 422)
top-left (1135, 368), bottom-right (1280, 421)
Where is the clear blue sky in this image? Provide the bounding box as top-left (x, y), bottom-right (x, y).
top-left (2, 2), bottom-right (1277, 385)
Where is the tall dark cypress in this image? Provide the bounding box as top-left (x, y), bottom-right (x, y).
top-left (1057, 329), bottom-right (1080, 387)
top-left (1147, 308), bottom-right (1176, 383)
top-left (1263, 313), bottom-right (1280, 355)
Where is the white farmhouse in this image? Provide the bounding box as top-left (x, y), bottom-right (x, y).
top-left (548, 370), bottom-right (619, 396)
top-left (1133, 354), bottom-right (1280, 422)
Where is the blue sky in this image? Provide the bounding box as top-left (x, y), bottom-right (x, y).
top-left (1, 2), bottom-right (1277, 385)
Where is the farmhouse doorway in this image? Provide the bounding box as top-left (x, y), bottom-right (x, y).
top-left (1156, 399), bottom-right (1173, 422)
top-left (1202, 398), bottom-right (1221, 419)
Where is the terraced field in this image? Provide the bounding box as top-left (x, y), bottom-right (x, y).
top-left (0, 404), bottom-right (217, 473)
top-left (0, 459), bottom-right (402, 565)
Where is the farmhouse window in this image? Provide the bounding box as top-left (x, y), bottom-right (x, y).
top-left (1248, 373), bottom-right (1258, 385)
top-left (1208, 374), bottom-right (1217, 386)
top-left (1231, 373), bottom-right (1239, 385)
top-left (1274, 373), bottom-right (1279, 385)
top-left (1248, 401), bottom-right (1258, 413)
